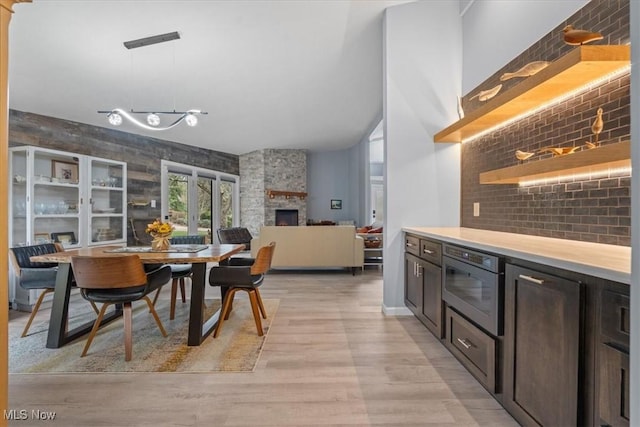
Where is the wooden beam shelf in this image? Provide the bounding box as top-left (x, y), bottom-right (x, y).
top-left (266, 190), bottom-right (307, 200)
top-left (479, 141), bottom-right (630, 185)
top-left (434, 45), bottom-right (630, 143)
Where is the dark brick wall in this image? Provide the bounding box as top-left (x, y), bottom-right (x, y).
top-left (9, 110), bottom-right (239, 243)
top-left (460, 0), bottom-right (631, 246)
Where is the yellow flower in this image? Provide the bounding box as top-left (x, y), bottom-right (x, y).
top-left (145, 219), bottom-right (174, 235)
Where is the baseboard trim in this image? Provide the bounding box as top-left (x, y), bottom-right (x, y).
top-left (381, 304), bottom-right (413, 316)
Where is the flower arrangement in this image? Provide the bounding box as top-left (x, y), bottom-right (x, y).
top-left (145, 219), bottom-right (174, 251)
top-left (145, 219), bottom-right (174, 236)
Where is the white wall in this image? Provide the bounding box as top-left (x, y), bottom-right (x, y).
top-left (629, 1), bottom-right (639, 423)
top-left (462, 0), bottom-right (588, 93)
top-left (383, 1), bottom-right (462, 314)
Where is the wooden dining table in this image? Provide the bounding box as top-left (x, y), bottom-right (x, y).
top-left (30, 243), bottom-right (246, 348)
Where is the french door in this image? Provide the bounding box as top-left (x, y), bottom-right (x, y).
top-left (160, 160), bottom-right (239, 241)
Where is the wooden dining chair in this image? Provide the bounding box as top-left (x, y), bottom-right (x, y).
top-left (208, 242), bottom-right (276, 338)
top-left (70, 255), bottom-right (171, 361)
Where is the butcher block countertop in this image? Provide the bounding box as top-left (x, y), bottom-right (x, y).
top-left (402, 227), bottom-right (631, 284)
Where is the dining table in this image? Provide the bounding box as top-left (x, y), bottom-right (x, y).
top-left (30, 243), bottom-right (246, 348)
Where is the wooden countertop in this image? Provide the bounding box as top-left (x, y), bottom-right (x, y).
top-left (402, 227), bottom-right (630, 284)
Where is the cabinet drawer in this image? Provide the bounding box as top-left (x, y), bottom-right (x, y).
top-left (444, 306), bottom-right (496, 393)
top-left (419, 239), bottom-right (441, 265)
top-left (601, 289), bottom-right (630, 348)
top-left (405, 235), bottom-right (420, 256)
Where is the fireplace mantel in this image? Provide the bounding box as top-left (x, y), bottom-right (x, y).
top-left (266, 190), bottom-right (307, 200)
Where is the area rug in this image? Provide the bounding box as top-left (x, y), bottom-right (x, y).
top-left (9, 296), bottom-right (278, 374)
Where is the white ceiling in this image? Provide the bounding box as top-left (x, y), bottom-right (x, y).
top-left (8, 0), bottom-right (414, 155)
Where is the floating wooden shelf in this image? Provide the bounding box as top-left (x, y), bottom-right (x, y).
top-left (479, 141), bottom-right (630, 185)
top-left (434, 45), bottom-right (630, 143)
top-left (266, 190), bottom-right (307, 200)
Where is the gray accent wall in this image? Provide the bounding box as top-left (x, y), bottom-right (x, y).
top-left (307, 146), bottom-right (364, 225)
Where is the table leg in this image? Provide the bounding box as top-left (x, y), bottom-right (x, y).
top-left (187, 262), bottom-right (230, 346)
top-left (46, 262), bottom-right (122, 349)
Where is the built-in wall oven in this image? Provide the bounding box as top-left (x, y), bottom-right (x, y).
top-left (442, 244), bottom-right (504, 336)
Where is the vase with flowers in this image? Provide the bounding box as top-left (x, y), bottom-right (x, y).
top-left (145, 219), bottom-right (174, 251)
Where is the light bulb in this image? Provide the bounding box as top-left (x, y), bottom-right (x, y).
top-left (108, 112), bottom-right (123, 126)
top-left (147, 113), bottom-right (160, 126)
top-left (185, 113), bottom-right (198, 127)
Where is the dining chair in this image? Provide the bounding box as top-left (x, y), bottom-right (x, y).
top-left (9, 243), bottom-right (99, 337)
top-left (208, 241), bottom-right (276, 338)
top-left (70, 254), bottom-right (171, 361)
top-left (151, 234), bottom-right (206, 320)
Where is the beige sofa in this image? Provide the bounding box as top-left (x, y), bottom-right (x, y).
top-left (250, 226), bottom-right (364, 270)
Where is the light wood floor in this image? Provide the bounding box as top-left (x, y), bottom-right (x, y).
top-left (8, 269), bottom-right (518, 426)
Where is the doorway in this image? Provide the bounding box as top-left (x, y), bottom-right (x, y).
top-left (161, 160), bottom-right (239, 241)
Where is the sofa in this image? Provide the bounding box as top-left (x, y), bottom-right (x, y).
top-left (250, 226), bottom-right (364, 271)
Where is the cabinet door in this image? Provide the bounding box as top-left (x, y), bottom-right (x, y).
top-left (420, 258), bottom-right (443, 338)
top-left (599, 343), bottom-right (629, 427)
top-left (503, 264), bottom-right (581, 426)
top-left (404, 253), bottom-right (422, 316)
top-left (87, 157), bottom-right (127, 245)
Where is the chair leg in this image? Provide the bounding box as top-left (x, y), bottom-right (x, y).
top-left (143, 296), bottom-right (168, 337)
top-left (213, 288), bottom-right (238, 338)
top-left (223, 288), bottom-right (236, 320)
top-left (248, 289), bottom-right (264, 336)
top-left (81, 302), bottom-right (110, 357)
top-left (89, 301), bottom-right (100, 315)
top-left (123, 302), bottom-right (133, 362)
top-left (179, 278), bottom-right (186, 303)
top-left (152, 287), bottom-right (162, 306)
top-left (21, 289), bottom-right (54, 337)
top-left (254, 288), bottom-right (267, 319)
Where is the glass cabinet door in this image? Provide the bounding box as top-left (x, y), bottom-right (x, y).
top-left (88, 157), bottom-right (126, 245)
top-left (31, 150), bottom-right (81, 248)
top-left (10, 149), bottom-right (28, 246)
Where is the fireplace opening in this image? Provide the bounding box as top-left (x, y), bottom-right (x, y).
top-left (275, 209), bottom-right (299, 226)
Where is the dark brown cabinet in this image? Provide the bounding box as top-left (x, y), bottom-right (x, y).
top-left (444, 306), bottom-right (496, 392)
top-left (598, 289), bottom-right (630, 427)
top-left (404, 235), bottom-right (443, 338)
top-left (404, 253), bottom-right (423, 315)
top-left (503, 264), bottom-right (582, 427)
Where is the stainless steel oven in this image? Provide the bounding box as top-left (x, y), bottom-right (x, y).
top-left (442, 244), bottom-right (504, 336)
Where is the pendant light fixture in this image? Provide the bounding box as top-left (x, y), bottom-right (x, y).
top-left (98, 31), bottom-right (207, 130)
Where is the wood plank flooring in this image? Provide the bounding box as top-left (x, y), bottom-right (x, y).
top-left (8, 269), bottom-right (518, 426)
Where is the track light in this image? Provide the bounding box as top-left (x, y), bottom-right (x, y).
top-left (98, 109), bottom-right (208, 131)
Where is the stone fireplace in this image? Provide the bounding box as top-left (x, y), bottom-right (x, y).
top-left (240, 149), bottom-right (307, 236)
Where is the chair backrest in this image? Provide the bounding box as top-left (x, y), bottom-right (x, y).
top-left (71, 255), bottom-right (148, 290)
top-left (217, 227), bottom-right (252, 245)
top-left (129, 218), bottom-right (155, 246)
top-left (9, 243), bottom-right (63, 272)
top-left (250, 241), bottom-right (276, 275)
top-left (170, 235), bottom-right (206, 245)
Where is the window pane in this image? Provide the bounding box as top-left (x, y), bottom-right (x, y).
top-left (220, 181), bottom-right (233, 228)
top-left (168, 173), bottom-right (189, 236)
top-left (197, 176), bottom-right (213, 237)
